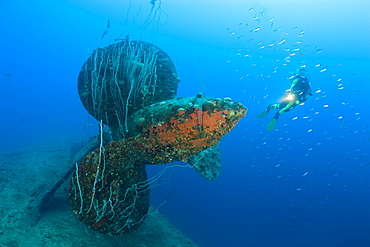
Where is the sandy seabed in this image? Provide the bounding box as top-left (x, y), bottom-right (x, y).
top-left (0, 140), bottom-right (197, 247)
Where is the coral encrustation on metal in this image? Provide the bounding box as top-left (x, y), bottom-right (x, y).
top-left (69, 96), bottom-right (247, 235)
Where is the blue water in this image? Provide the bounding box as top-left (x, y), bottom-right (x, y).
top-left (1, 0), bottom-right (370, 246)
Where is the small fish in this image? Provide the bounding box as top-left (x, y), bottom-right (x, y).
top-left (268, 17), bottom-right (274, 22)
top-left (250, 27), bottom-right (260, 32)
top-left (249, 8), bottom-right (254, 11)
top-left (274, 27), bottom-right (282, 32)
top-left (277, 38), bottom-right (286, 45)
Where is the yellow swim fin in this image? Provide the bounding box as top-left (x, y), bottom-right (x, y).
top-left (266, 117), bottom-right (278, 131)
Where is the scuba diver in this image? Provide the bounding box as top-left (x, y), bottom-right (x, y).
top-left (257, 68), bottom-right (313, 131)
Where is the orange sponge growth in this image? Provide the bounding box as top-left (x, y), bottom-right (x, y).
top-left (137, 96), bottom-right (247, 163)
top-left (148, 108), bottom-right (237, 154)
